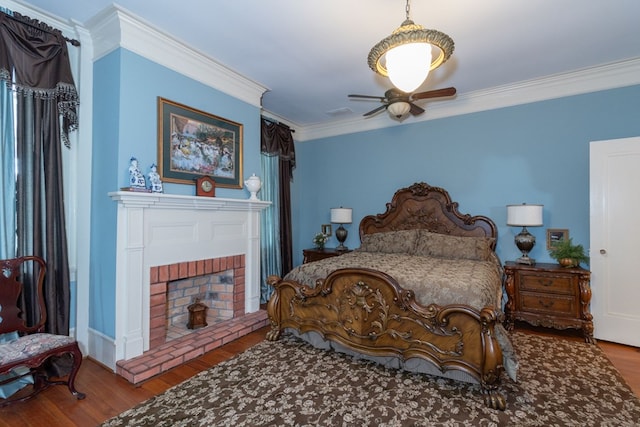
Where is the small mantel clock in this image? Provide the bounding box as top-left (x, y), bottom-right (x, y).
top-left (195, 176), bottom-right (215, 197)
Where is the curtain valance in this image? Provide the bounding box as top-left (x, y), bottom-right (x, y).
top-left (260, 118), bottom-right (296, 172)
top-left (0, 11), bottom-right (79, 147)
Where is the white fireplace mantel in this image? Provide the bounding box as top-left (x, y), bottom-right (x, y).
top-left (101, 191), bottom-right (270, 370)
top-left (109, 191), bottom-right (272, 211)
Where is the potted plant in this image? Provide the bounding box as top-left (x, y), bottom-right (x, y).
top-left (313, 232), bottom-right (328, 249)
top-left (548, 238), bottom-right (589, 267)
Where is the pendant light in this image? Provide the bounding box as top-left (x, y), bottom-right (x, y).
top-left (368, 0), bottom-right (454, 93)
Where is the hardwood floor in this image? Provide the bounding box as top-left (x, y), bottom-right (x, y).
top-left (1, 325), bottom-right (638, 427)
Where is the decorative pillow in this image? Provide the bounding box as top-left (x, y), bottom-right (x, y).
top-left (412, 230), bottom-right (495, 261)
top-left (358, 230), bottom-right (419, 254)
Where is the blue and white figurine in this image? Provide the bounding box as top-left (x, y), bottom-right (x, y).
top-left (128, 157), bottom-right (146, 189)
top-left (148, 164), bottom-right (163, 193)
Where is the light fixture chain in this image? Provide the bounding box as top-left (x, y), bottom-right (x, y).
top-left (405, 0), bottom-right (411, 20)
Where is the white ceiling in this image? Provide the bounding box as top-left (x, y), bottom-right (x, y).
top-left (19, 0), bottom-right (640, 132)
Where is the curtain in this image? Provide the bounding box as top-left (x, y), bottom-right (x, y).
top-left (260, 118), bottom-right (295, 283)
top-left (259, 154), bottom-right (280, 303)
top-left (0, 82), bottom-right (15, 259)
top-left (0, 10), bottom-right (78, 335)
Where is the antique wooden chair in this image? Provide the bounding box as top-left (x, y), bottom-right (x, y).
top-left (0, 256), bottom-right (85, 406)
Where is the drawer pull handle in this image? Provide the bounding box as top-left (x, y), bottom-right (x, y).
top-left (537, 279), bottom-right (554, 287)
top-left (538, 299), bottom-right (554, 308)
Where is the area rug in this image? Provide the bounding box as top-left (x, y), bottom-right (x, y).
top-left (101, 332), bottom-right (640, 426)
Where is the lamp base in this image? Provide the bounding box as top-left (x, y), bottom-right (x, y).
top-left (335, 224), bottom-right (348, 251)
top-left (515, 255), bottom-right (536, 265)
top-left (514, 226), bottom-right (536, 266)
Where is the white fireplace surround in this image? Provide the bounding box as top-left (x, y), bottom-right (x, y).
top-left (97, 191), bottom-right (270, 370)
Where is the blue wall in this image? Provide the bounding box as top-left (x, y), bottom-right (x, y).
top-left (87, 48), bottom-right (640, 338)
top-left (89, 48), bottom-right (262, 338)
top-left (292, 85), bottom-right (640, 267)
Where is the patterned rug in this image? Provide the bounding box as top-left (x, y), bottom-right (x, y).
top-left (101, 332), bottom-right (640, 426)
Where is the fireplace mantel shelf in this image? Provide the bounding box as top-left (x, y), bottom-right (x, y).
top-left (109, 191), bottom-right (271, 211)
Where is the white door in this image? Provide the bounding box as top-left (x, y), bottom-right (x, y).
top-left (590, 136), bottom-right (640, 346)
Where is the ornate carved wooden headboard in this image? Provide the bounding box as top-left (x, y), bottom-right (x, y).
top-left (358, 182), bottom-right (498, 249)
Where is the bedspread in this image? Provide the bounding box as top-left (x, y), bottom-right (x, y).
top-left (285, 251), bottom-right (504, 311)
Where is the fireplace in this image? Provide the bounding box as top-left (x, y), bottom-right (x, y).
top-left (104, 192), bottom-right (270, 379)
top-left (149, 255), bottom-right (245, 349)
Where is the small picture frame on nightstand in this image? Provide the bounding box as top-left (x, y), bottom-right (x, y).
top-left (547, 228), bottom-right (569, 249)
top-left (322, 224), bottom-right (332, 237)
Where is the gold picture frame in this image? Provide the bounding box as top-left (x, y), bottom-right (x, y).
top-left (547, 228), bottom-right (569, 249)
top-left (157, 97), bottom-right (243, 189)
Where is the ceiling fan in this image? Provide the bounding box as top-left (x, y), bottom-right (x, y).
top-left (348, 87), bottom-right (457, 119)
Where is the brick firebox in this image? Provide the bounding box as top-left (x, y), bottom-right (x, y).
top-left (115, 255), bottom-right (269, 384)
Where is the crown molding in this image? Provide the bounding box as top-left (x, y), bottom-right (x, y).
top-left (296, 57), bottom-right (640, 142)
top-left (85, 4), bottom-right (268, 108)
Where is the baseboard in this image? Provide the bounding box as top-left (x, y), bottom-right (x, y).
top-left (88, 327), bottom-right (116, 372)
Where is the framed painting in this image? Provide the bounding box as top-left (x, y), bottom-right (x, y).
top-left (547, 228), bottom-right (569, 249)
top-left (157, 97), bottom-right (243, 189)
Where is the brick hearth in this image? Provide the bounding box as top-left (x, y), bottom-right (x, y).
top-left (116, 310), bottom-right (268, 384)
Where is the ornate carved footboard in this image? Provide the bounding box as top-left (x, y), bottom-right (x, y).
top-left (266, 268), bottom-right (506, 410)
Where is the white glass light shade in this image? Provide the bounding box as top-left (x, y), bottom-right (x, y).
top-left (387, 101), bottom-right (411, 118)
top-left (506, 204), bottom-right (543, 226)
top-left (385, 42), bottom-right (432, 93)
top-left (330, 208), bottom-right (353, 224)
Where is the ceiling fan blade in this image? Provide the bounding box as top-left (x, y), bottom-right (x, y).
top-left (411, 87), bottom-right (457, 100)
top-left (348, 94), bottom-right (386, 101)
top-left (409, 103), bottom-right (425, 116)
top-left (363, 105), bottom-right (388, 117)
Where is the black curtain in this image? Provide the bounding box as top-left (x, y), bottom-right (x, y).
top-left (260, 118), bottom-right (295, 275)
top-left (1, 11), bottom-right (78, 335)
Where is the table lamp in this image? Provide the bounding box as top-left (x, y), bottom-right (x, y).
top-left (330, 207), bottom-right (352, 251)
top-left (506, 203), bottom-right (543, 265)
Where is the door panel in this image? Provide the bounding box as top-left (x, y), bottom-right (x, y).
top-left (590, 136), bottom-right (640, 346)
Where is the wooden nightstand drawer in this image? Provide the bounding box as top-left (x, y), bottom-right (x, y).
top-left (503, 261), bottom-right (594, 343)
top-left (519, 274), bottom-right (574, 295)
top-left (519, 292), bottom-right (576, 316)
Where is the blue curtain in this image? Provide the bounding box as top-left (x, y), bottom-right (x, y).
top-left (260, 154), bottom-right (282, 303)
top-left (0, 76), bottom-right (33, 400)
top-left (0, 82), bottom-right (15, 259)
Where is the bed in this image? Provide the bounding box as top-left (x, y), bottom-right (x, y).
top-left (266, 182), bottom-right (516, 410)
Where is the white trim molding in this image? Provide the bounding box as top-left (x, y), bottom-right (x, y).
top-left (85, 4), bottom-right (268, 109)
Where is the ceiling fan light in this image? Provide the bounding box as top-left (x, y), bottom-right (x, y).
top-left (387, 101), bottom-right (411, 118)
top-left (385, 42), bottom-right (432, 93)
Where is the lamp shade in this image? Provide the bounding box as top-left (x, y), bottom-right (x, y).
top-left (387, 101), bottom-right (411, 118)
top-left (330, 208), bottom-right (353, 224)
top-left (506, 204), bottom-right (543, 227)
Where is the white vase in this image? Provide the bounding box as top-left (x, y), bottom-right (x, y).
top-left (244, 174), bottom-right (262, 200)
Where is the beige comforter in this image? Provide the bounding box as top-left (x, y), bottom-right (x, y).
top-left (285, 251), bottom-right (504, 311)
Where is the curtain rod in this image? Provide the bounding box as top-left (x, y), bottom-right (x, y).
top-left (1, 7), bottom-right (80, 46)
top-left (261, 116), bottom-right (295, 133)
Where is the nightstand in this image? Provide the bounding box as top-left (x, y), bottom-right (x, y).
top-left (503, 261), bottom-right (594, 343)
top-left (302, 247), bottom-right (351, 263)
